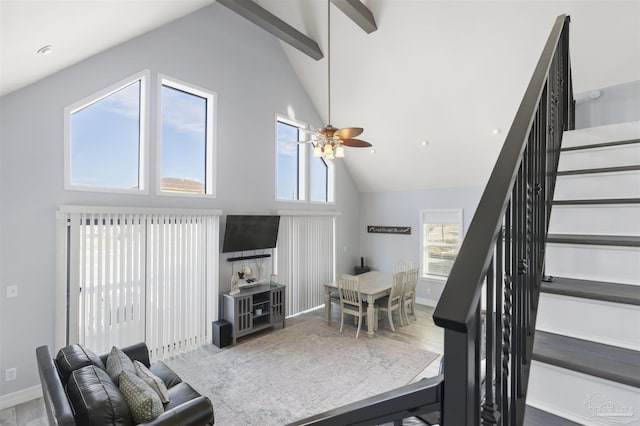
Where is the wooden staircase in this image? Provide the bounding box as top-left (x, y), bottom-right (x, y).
top-left (525, 121), bottom-right (640, 425)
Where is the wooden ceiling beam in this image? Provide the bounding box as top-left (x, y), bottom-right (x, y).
top-left (331, 0), bottom-right (377, 33)
top-left (217, 0), bottom-right (324, 60)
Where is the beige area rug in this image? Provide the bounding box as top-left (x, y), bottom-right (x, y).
top-left (167, 317), bottom-right (439, 426)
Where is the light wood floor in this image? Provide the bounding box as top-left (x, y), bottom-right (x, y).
top-left (1, 304), bottom-right (444, 426)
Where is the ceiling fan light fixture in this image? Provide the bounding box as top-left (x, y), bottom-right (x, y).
top-left (292, 1), bottom-right (372, 160)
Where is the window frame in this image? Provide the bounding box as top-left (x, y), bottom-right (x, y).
top-left (64, 70), bottom-right (150, 194)
top-left (157, 75), bottom-right (217, 198)
top-left (275, 114), bottom-right (335, 204)
top-left (419, 209), bottom-right (464, 280)
top-left (275, 115), bottom-right (307, 202)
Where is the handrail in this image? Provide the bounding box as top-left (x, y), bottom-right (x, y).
top-left (286, 375), bottom-right (443, 426)
top-left (433, 14), bottom-right (573, 425)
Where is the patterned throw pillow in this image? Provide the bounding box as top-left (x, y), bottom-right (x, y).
top-left (133, 360), bottom-right (170, 403)
top-left (119, 370), bottom-right (164, 423)
top-left (106, 346), bottom-right (136, 386)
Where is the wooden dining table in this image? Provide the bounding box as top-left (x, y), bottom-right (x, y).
top-left (324, 270), bottom-right (393, 337)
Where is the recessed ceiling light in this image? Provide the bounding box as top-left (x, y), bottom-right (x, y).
top-left (37, 45), bottom-right (53, 55)
top-left (421, 140), bottom-right (428, 146)
top-left (492, 128), bottom-right (501, 135)
top-left (370, 149), bottom-right (376, 154)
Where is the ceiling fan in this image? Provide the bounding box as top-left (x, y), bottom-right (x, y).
top-left (298, 0), bottom-right (372, 160)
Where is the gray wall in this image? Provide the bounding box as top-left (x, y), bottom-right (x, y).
top-left (575, 80), bottom-right (640, 129)
top-left (0, 3), bottom-right (361, 397)
top-left (360, 186), bottom-right (483, 305)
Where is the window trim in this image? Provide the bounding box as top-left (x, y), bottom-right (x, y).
top-left (157, 74), bottom-right (217, 198)
top-left (64, 69), bottom-right (150, 194)
top-left (419, 208), bottom-right (464, 280)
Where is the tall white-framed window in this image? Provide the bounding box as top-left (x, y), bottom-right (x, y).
top-left (420, 209), bottom-right (463, 279)
top-left (158, 76), bottom-right (216, 197)
top-left (276, 115), bottom-right (307, 201)
top-left (276, 115), bottom-right (334, 203)
top-left (64, 70), bottom-right (149, 193)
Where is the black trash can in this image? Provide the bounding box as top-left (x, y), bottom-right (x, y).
top-left (212, 320), bottom-right (232, 348)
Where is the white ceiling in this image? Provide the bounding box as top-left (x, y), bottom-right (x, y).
top-left (2, 0), bottom-right (639, 192)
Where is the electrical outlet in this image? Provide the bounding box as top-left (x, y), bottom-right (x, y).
top-left (6, 285), bottom-right (18, 298)
top-left (5, 368), bottom-right (16, 381)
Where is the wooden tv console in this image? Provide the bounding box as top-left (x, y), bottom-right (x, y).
top-left (222, 283), bottom-right (285, 345)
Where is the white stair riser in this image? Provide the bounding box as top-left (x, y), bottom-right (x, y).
top-left (562, 121), bottom-right (640, 148)
top-left (545, 244), bottom-right (640, 285)
top-left (549, 205), bottom-right (640, 236)
top-left (558, 144), bottom-right (640, 171)
top-left (554, 171), bottom-right (640, 200)
top-left (536, 293), bottom-right (640, 350)
top-left (527, 361), bottom-right (640, 426)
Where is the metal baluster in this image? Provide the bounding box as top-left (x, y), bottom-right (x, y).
top-left (504, 200), bottom-right (513, 424)
top-left (482, 254), bottom-right (499, 425)
top-left (494, 226), bottom-right (504, 426)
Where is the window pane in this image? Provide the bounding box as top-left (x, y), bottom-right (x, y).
top-left (310, 156), bottom-right (328, 202)
top-left (422, 219), bottom-right (461, 277)
top-left (277, 121), bottom-right (300, 200)
top-left (70, 81), bottom-right (141, 189)
top-left (160, 84), bottom-right (207, 194)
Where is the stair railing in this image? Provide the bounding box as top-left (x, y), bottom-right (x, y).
top-left (287, 14), bottom-right (573, 426)
top-left (432, 14), bottom-right (574, 426)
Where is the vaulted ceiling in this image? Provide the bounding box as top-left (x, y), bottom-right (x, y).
top-left (2, 0), bottom-right (639, 192)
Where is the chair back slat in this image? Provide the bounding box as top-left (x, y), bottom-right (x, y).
top-left (390, 271), bottom-right (405, 300)
top-left (392, 259), bottom-right (413, 274)
top-left (405, 268), bottom-right (418, 293)
top-left (338, 274), bottom-right (361, 307)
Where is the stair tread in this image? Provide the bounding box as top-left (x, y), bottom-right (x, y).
top-left (532, 331), bottom-right (640, 388)
top-left (547, 234), bottom-right (640, 247)
top-left (524, 406), bottom-right (582, 426)
top-left (541, 277), bottom-right (640, 306)
top-left (557, 165), bottom-right (640, 176)
top-left (553, 198), bottom-right (640, 205)
top-left (561, 138), bottom-right (640, 152)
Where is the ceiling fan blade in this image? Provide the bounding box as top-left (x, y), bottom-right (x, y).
top-left (335, 127), bottom-right (363, 139)
top-left (341, 139), bottom-right (372, 148)
top-left (298, 128), bottom-right (322, 137)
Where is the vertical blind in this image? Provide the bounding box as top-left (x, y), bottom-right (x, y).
top-left (58, 207), bottom-right (219, 360)
top-left (276, 213), bottom-right (336, 316)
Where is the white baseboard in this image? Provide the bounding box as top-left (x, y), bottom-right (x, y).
top-left (0, 385), bottom-right (42, 411)
top-left (416, 297), bottom-right (438, 307)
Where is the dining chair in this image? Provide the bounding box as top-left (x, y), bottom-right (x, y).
top-left (375, 271), bottom-right (406, 332)
top-left (402, 268), bottom-right (419, 323)
top-left (337, 274), bottom-right (367, 339)
top-left (392, 259), bottom-right (413, 274)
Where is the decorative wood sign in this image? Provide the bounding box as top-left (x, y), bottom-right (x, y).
top-left (367, 226), bottom-right (411, 235)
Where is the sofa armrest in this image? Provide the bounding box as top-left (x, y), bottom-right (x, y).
top-left (36, 346), bottom-right (76, 426)
top-left (139, 396), bottom-right (215, 426)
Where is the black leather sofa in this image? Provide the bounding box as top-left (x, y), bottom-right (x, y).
top-left (36, 343), bottom-right (214, 425)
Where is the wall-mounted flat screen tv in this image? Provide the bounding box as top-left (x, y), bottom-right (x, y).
top-left (222, 215), bottom-right (280, 253)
